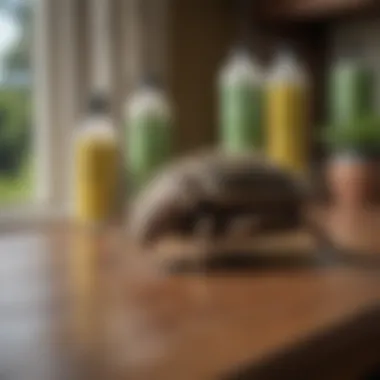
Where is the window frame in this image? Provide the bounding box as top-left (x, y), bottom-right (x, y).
top-left (0, 0), bottom-right (87, 225)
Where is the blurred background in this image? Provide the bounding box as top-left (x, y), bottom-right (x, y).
top-left (1, 1), bottom-right (380, 380)
top-left (0, 0), bottom-right (380, 213)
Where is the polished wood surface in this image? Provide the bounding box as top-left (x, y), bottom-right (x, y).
top-left (116, 269), bottom-right (380, 380)
top-left (1, 208), bottom-right (380, 380)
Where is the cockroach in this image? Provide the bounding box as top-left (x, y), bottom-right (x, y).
top-left (127, 151), bottom-right (333, 252)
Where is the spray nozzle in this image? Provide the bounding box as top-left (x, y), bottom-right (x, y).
top-left (88, 92), bottom-right (110, 115)
top-left (229, 43), bottom-right (252, 59)
top-left (139, 74), bottom-right (163, 90)
top-left (276, 43), bottom-right (297, 62)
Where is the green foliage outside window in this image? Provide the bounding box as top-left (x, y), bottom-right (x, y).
top-left (0, 89), bottom-right (31, 175)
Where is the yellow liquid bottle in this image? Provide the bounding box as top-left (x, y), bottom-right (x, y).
top-left (74, 94), bottom-right (119, 225)
top-left (266, 49), bottom-right (309, 175)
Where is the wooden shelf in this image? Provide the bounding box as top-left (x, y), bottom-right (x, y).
top-left (260, 0), bottom-right (380, 22)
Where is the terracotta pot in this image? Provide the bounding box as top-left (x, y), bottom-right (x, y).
top-left (374, 159), bottom-right (380, 204)
top-left (326, 153), bottom-right (376, 208)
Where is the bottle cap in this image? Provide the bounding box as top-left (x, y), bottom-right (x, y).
top-left (229, 42), bottom-right (251, 58)
top-left (275, 41), bottom-right (294, 59)
top-left (139, 74), bottom-right (162, 90)
top-left (88, 92), bottom-right (110, 114)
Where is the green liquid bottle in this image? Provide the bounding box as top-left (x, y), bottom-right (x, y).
top-left (126, 78), bottom-right (172, 194)
top-left (218, 47), bottom-right (263, 153)
top-left (329, 60), bottom-right (374, 124)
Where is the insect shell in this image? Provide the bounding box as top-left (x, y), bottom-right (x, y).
top-left (127, 151), bottom-right (311, 247)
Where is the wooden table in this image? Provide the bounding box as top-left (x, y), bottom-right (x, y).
top-left (1, 207), bottom-right (380, 380)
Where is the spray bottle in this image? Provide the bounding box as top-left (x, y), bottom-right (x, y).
top-left (74, 93), bottom-right (119, 225)
top-left (126, 76), bottom-right (173, 194)
top-left (329, 56), bottom-right (374, 124)
top-left (266, 46), bottom-right (309, 174)
top-left (218, 46), bottom-right (263, 153)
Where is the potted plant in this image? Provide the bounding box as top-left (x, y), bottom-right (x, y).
top-left (322, 117), bottom-right (380, 208)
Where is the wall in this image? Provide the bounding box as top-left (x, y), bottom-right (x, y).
top-left (167, 0), bottom-right (236, 155)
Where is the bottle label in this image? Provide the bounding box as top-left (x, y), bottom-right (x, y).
top-left (220, 81), bottom-right (263, 153)
top-left (127, 114), bottom-right (172, 192)
top-left (75, 139), bottom-right (118, 222)
top-left (329, 66), bottom-right (374, 124)
top-left (266, 84), bottom-right (308, 174)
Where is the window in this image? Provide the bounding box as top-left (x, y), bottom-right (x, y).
top-left (0, 0), bottom-right (89, 224)
top-left (0, 0), bottom-right (34, 207)
top-left (0, 0), bottom-right (137, 225)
